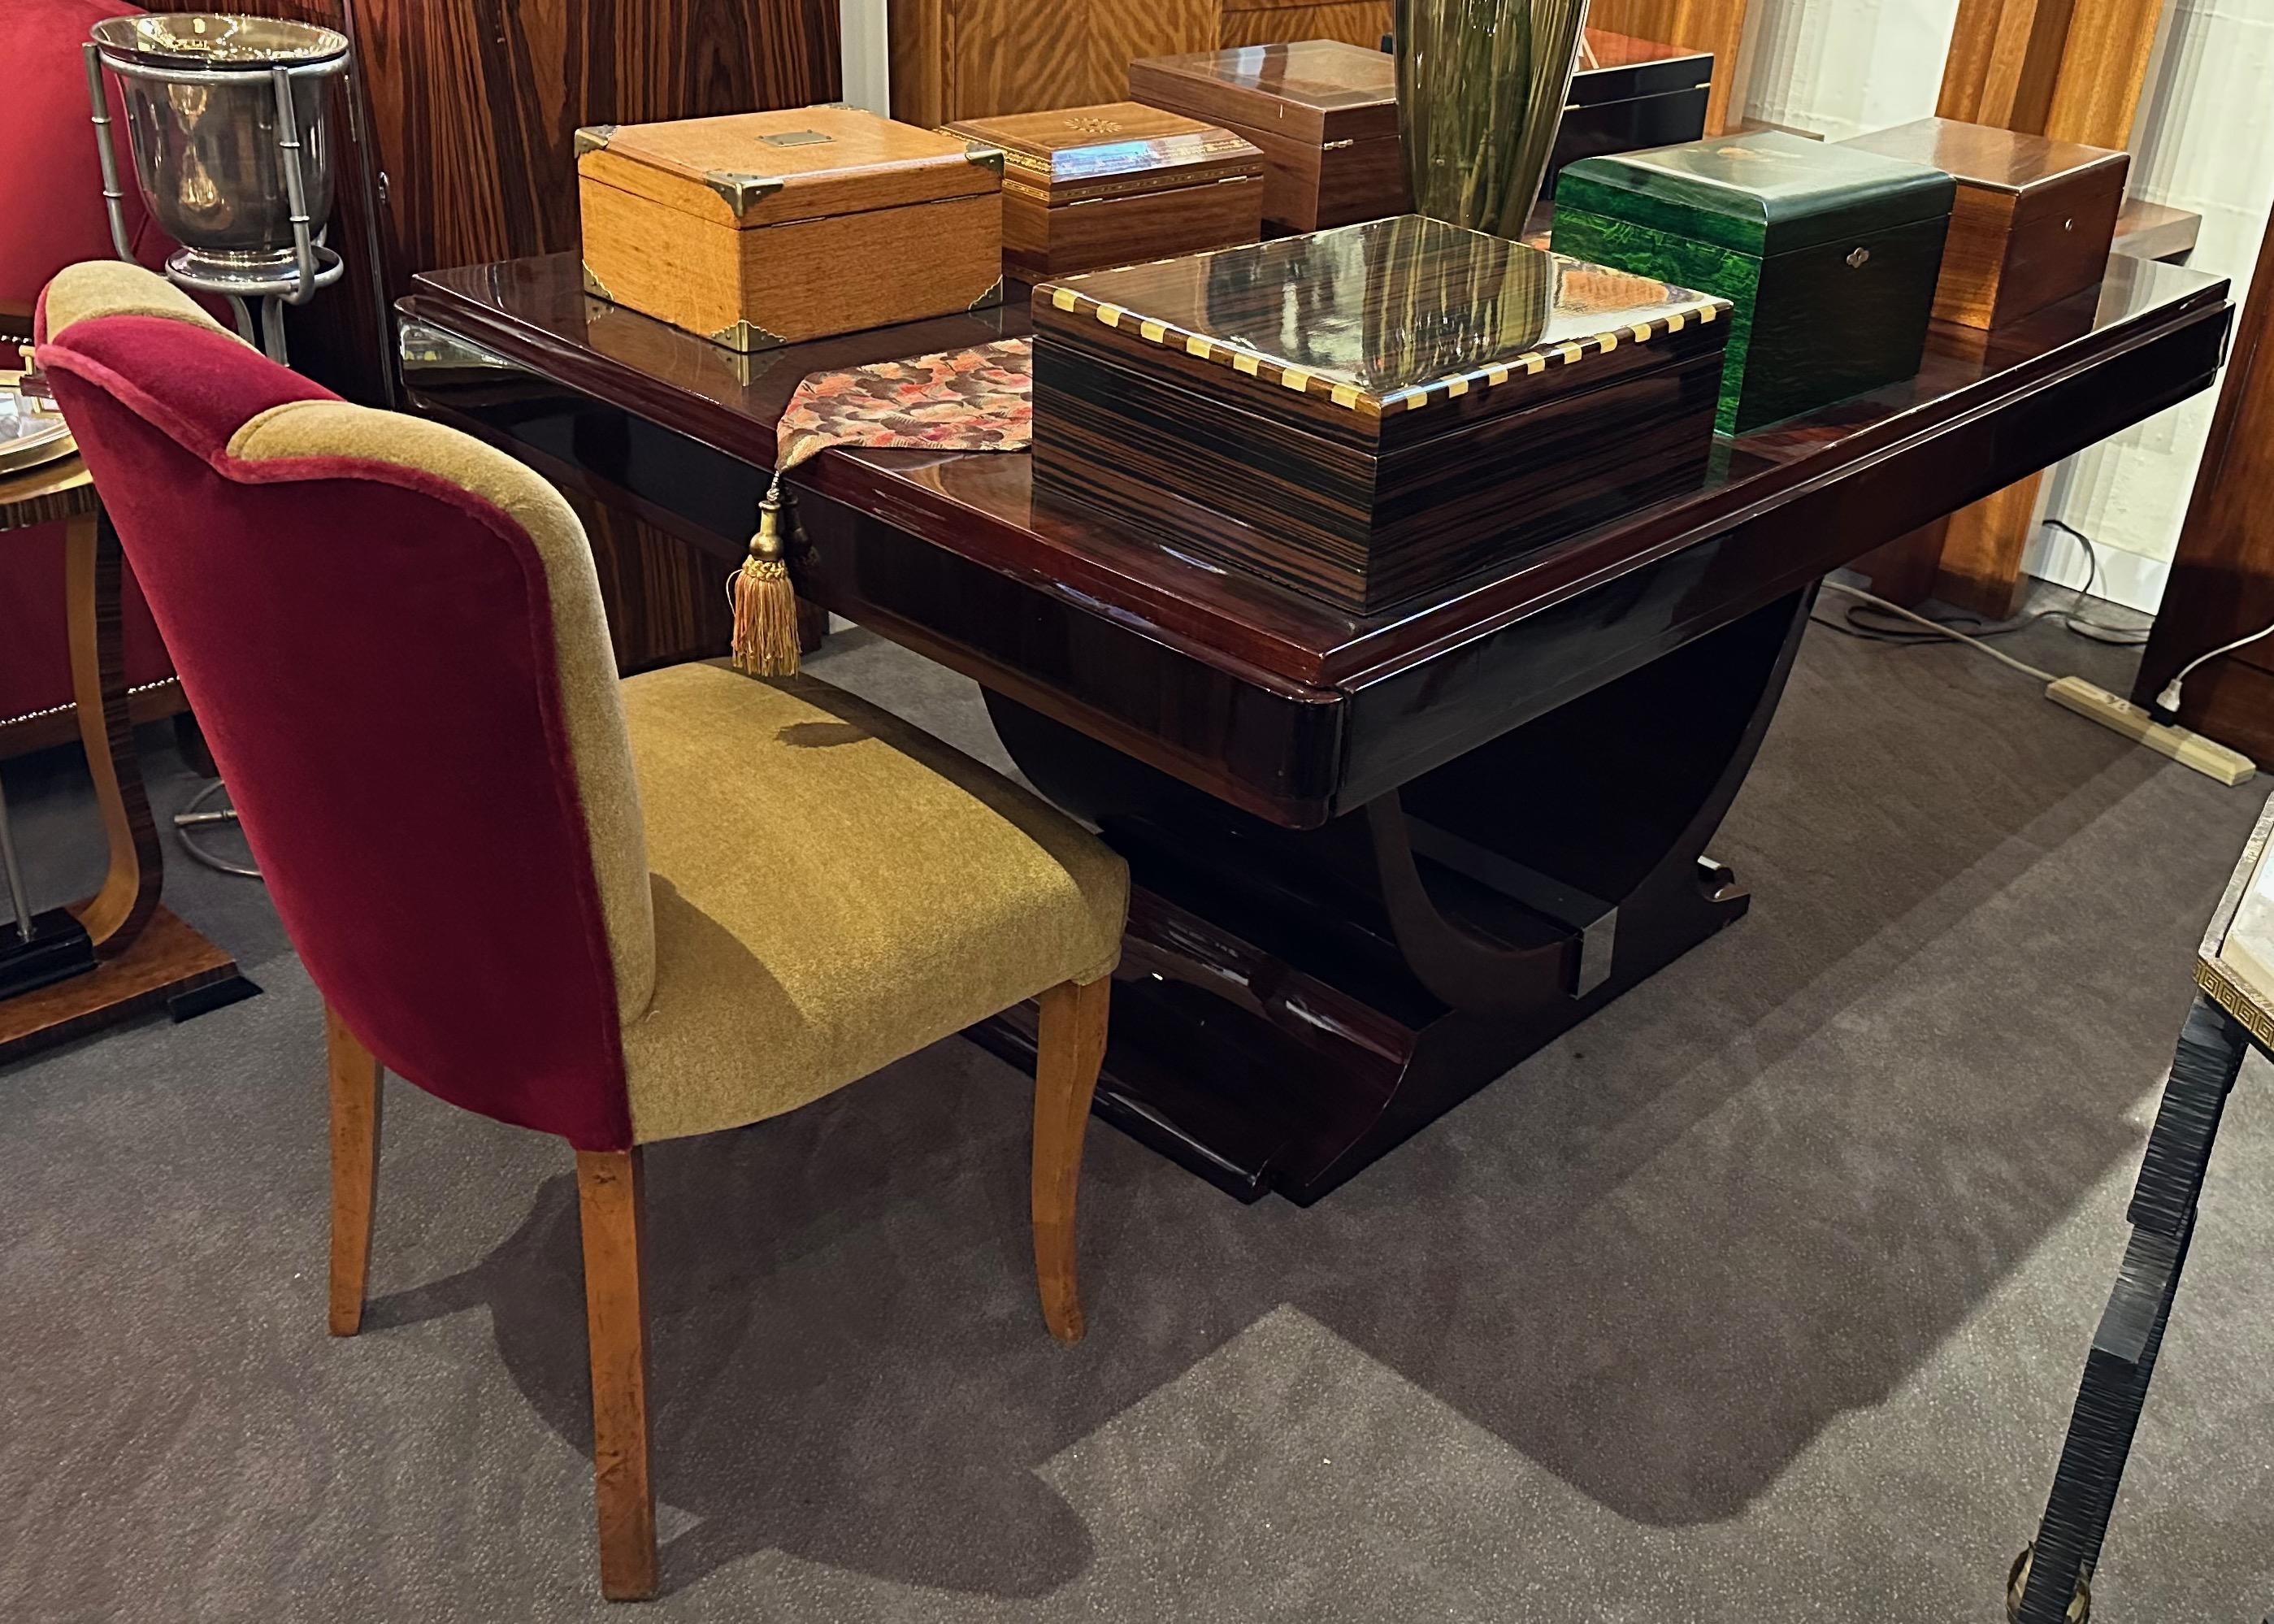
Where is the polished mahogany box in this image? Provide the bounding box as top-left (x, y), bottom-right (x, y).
top-left (1031, 215), bottom-right (1730, 614)
top-left (1126, 39), bottom-right (1409, 233)
top-left (1552, 131), bottom-right (1954, 433)
top-left (940, 102), bottom-right (1264, 280)
top-left (1839, 117), bottom-right (2128, 329)
top-left (576, 105), bottom-right (1004, 352)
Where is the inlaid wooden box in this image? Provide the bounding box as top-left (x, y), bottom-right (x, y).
top-left (1126, 39), bottom-right (1409, 232)
top-left (1031, 215), bottom-right (1731, 613)
top-left (940, 102), bottom-right (1265, 280)
top-left (1839, 117), bottom-right (2129, 329)
top-left (1552, 131), bottom-right (1954, 434)
top-left (576, 105), bottom-right (1005, 353)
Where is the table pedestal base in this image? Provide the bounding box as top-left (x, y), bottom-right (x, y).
top-left (0, 905), bottom-right (252, 1066)
top-left (978, 585), bottom-right (1814, 1203)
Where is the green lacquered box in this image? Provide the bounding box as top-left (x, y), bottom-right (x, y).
top-left (1551, 131), bottom-right (1955, 434)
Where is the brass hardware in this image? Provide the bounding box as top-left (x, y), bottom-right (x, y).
top-left (1321, 138), bottom-right (1356, 151)
top-left (574, 124), bottom-right (615, 157)
top-left (707, 317), bottom-right (787, 352)
top-left (704, 171), bottom-right (787, 213)
top-left (968, 276), bottom-right (1005, 312)
top-left (963, 142), bottom-right (1006, 176)
top-left (759, 129), bottom-right (831, 147)
top-left (1846, 245), bottom-right (1870, 268)
top-left (579, 260), bottom-right (614, 302)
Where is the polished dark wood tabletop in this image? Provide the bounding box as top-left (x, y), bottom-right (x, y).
top-left (403, 249), bottom-right (2228, 825)
top-left (405, 245), bottom-right (2231, 1201)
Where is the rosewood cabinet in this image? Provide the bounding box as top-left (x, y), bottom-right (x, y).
top-left (171, 0), bottom-right (840, 675)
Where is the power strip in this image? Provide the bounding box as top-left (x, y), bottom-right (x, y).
top-left (2044, 676), bottom-right (2258, 786)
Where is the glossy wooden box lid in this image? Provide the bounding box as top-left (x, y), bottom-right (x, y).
top-left (1035, 214), bottom-right (1726, 423)
top-left (941, 103), bottom-right (1263, 204)
top-left (1839, 116), bottom-right (2126, 197)
top-left (1557, 129), bottom-right (1957, 256)
top-left (1127, 39), bottom-right (1398, 147)
top-left (1568, 28), bottom-right (1713, 107)
top-left (575, 105), bottom-right (1002, 230)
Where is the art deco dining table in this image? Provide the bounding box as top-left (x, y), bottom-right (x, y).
top-left (397, 250), bottom-right (2232, 1205)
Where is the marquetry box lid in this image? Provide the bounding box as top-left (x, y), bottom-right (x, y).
top-left (942, 103), bottom-right (1262, 206)
top-left (1556, 130), bottom-right (1955, 258)
top-left (575, 105), bottom-right (1001, 230)
top-left (1034, 214), bottom-right (1729, 449)
top-left (1031, 216), bottom-right (1733, 612)
top-left (1838, 116), bottom-right (2129, 328)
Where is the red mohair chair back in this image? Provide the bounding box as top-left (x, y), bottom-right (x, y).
top-left (37, 274), bottom-right (641, 1149)
top-left (2, 0), bottom-right (176, 745)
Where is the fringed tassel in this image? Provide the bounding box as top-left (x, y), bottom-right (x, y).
top-left (728, 476), bottom-right (801, 677)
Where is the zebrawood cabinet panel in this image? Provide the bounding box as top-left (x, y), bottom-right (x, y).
top-left (888, 0), bottom-right (1215, 124)
top-left (1220, 2), bottom-right (1389, 48)
top-left (142, 0), bottom-right (838, 671)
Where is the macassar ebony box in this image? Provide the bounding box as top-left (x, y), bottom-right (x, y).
top-left (1127, 39), bottom-right (1409, 233)
top-left (1838, 117), bottom-right (2128, 329)
top-left (940, 102), bottom-right (1265, 281)
top-left (577, 105), bottom-right (1004, 352)
top-left (1552, 130), bottom-right (1955, 434)
top-left (1031, 215), bottom-right (1732, 614)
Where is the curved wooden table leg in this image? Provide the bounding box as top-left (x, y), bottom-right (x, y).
top-left (64, 510), bottom-right (162, 955)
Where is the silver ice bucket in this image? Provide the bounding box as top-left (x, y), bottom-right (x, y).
top-left (86, 13), bottom-right (349, 295)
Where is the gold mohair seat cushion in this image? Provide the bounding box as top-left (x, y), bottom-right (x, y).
top-left (616, 661), bottom-right (1127, 1144)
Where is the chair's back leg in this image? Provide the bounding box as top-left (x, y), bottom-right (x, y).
top-left (1031, 976), bottom-right (1111, 1345)
top-left (325, 1005), bottom-right (382, 1337)
top-left (576, 1147), bottom-right (657, 1601)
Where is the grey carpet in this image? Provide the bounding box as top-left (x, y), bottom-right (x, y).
top-left (4, 595), bottom-right (2272, 1622)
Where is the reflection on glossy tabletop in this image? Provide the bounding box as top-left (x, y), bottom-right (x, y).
top-left (407, 248), bottom-right (2226, 696)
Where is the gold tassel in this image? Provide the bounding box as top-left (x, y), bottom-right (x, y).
top-left (728, 477), bottom-right (801, 677)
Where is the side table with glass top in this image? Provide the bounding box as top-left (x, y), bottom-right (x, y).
top-left (2011, 790), bottom-right (2274, 1622)
top-left (0, 401), bottom-right (250, 1062)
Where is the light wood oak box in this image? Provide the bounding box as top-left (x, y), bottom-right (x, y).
top-left (1840, 117), bottom-right (2129, 330)
top-left (576, 106), bottom-right (1006, 352)
top-left (941, 102), bottom-right (1264, 280)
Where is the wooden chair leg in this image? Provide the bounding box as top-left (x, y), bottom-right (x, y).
top-left (576, 1148), bottom-right (657, 1602)
top-left (325, 1004), bottom-right (382, 1337)
top-left (1031, 976), bottom-right (1110, 1345)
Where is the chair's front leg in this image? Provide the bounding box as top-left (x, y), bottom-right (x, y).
top-left (576, 1147), bottom-right (657, 1601)
top-left (1031, 976), bottom-right (1111, 1345)
top-left (325, 1004), bottom-right (382, 1337)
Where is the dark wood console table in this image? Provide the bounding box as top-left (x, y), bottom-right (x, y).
top-left (400, 250), bottom-right (2231, 1203)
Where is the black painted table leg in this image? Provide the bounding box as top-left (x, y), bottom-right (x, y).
top-left (2014, 994), bottom-right (2250, 1622)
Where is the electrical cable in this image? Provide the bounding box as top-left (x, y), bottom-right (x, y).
top-left (1818, 579), bottom-right (2059, 683)
top-left (2041, 520), bottom-right (2150, 646)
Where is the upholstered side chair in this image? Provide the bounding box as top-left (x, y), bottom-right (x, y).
top-left (36, 261), bottom-right (1129, 1601)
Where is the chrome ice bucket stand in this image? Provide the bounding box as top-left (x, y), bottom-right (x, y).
top-left (85, 12), bottom-right (350, 367)
top-left (80, 13), bottom-right (354, 876)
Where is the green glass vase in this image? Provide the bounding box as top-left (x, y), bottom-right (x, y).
top-left (1395, 0), bottom-right (1592, 238)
